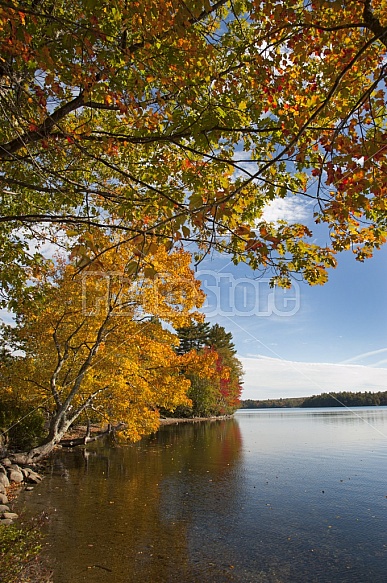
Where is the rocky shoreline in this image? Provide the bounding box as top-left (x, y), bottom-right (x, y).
top-left (0, 458), bottom-right (43, 526)
top-left (0, 415), bottom-right (233, 526)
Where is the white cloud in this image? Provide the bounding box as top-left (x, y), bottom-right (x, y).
top-left (0, 309), bottom-right (15, 326)
top-left (240, 354), bottom-right (387, 400)
top-left (261, 197), bottom-right (310, 224)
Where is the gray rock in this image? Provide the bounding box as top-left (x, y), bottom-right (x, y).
top-left (0, 504), bottom-right (10, 513)
top-left (0, 518), bottom-right (13, 525)
top-left (0, 483), bottom-right (5, 494)
top-left (21, 468), bottom-right (30, 478)
top-left (0, 465), bottom-right (6, 474)
top-left (0, 493), bottom-right (8, 504)
top-left (9, 464), bottom-right (20, 471)
top-left (0, 473), bottom-right (10, 487)
top-left (1, 458), bottom-right (12, 467)
top-left (2, 512), bottom-right (18, 520)
top-left (8, 469), bottom-right (24, 483)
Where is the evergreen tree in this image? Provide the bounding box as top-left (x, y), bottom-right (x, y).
top-left (174, 322), bottom-right (243, 416)
top-left (176, 322), bottom-right (211, 355)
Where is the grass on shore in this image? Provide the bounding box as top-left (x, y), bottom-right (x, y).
top-left (0, 515), bottom-right (52, 583)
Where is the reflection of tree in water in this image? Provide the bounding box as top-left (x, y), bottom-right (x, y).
top-left (19, 412), bottom-right (387, 582)
top-left (156, 421), bottom-right (246, 581)
top-left (26, 419), bottom-right (243, 583)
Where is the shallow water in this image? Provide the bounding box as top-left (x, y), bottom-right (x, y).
top-left (17, 408), bottom-right (387, 582)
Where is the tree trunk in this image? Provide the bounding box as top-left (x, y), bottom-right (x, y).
top-left (59, 423), bottom-right (125, 447)
top-left (11, 421), bottom-right (71, 464)
top-left (9, 419), bottom-right (126, 464)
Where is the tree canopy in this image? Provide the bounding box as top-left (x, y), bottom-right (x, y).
top-left (172, 321), bottom-right (243, 417)
top-left (0, 240), bottom-right (215, 461)
top-left (1, 0), bottom-right (387, 301)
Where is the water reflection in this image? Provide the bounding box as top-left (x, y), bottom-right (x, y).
top-left (18, 420), bottom-right (244, 583)
top-left (237, 406), bottom-right (387, 425)
top-left (16, 410), bottom-right (387, 583)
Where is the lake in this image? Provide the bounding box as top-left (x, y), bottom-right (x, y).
top-left (17, 407), bottom-right (387, 582)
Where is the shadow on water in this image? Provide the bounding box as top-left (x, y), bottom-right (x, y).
top-left (16, 411), bottom-right (387, 583)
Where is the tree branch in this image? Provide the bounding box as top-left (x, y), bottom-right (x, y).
top-left (0, 92), bottom-right (85, 160)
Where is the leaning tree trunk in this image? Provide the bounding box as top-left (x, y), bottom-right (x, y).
top-left (10, 415), bottom-right (126, 465)
top-left (11, 411), bottom-right (74, 464)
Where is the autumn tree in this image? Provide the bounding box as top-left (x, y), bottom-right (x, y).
top-left (0, 239), bottom-right (209, 462)
top-left (1, 0), bottom-right (387, 299)
top-left (170, 322), bottom-right (243, 417)
top-left (209, 326), bottom-right (243, 415)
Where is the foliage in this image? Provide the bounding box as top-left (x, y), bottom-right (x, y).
top-left (0, 518), bottom-right (51, 583)
top-left (168, 322), bottom-right (243, 417)
top-left (239, 397), bottom-right (306, 409)
top-left (1, 0), bottom-right (387, 299)
top-left (175, 322), bottom-right (211, 355)
top-left (0, 238), bottom-right (209, 460)
top-left (301, 390), bottom-right (387, 408)
top-left (0, 388), bottom-right (46, 451)
top-left (241, 391), bottom-right (387, 408)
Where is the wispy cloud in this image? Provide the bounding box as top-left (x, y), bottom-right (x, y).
top-left (240, 355), bottom-right (387, 399)
top-left (341, 348), bottom-right (387, 366)
top-left (261, 197), bottom-right (310, 224)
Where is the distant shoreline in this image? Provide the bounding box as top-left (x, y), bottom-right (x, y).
top-left (159, 415), bottom-right (234, 426)
top-left (240, 391), bottom-right (387, 409)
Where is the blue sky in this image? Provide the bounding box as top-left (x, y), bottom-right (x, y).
top-left (195, 199), bottom-right (387, 400)
top-left (1, 203), bottom-right (386, 401)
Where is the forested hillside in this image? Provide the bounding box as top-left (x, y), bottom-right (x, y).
top-left (240, 391), bottom-right (387, 409)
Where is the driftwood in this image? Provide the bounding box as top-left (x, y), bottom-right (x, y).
top-left (59, 422), bottom-right (125, 447)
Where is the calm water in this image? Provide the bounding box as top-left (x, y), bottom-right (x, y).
top-left (17, 408), bottom-right (387, 582)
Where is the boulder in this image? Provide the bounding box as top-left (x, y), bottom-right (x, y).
top-left (8, 469), bottom-right (24, 483)
top-left (0, 473), bottom-right (10, 487)
top-left (0, 504), bottom-right (10, 513)
top-left (0, 518), bottom-right (13, 526)
top-left (2, 512), bottom-right (18, 520)
top-left (0, 483), bottom-right (5, 494)
top-left (1, 458), bottom-right (12, 467)
top-left (0, 465), bottom-right (6, 474)
top-left (0, 493), bottom-right (8, 504)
